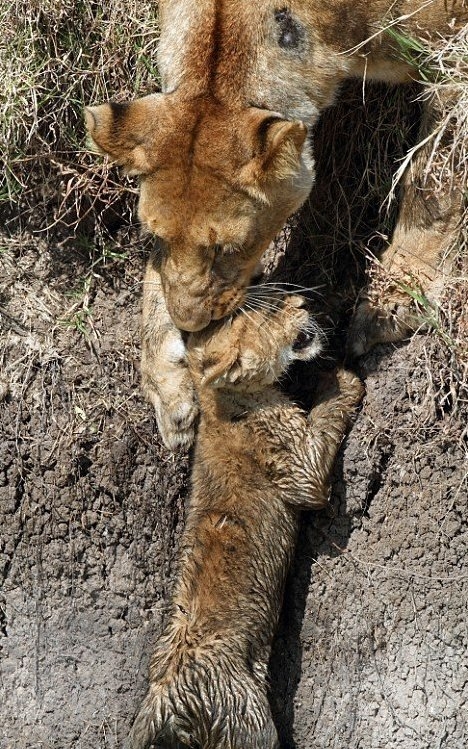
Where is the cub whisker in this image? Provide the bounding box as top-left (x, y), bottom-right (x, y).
top-left (243, 296), bottom-right (283, 315)
top-left (247, 282), bottom-right (324, 298)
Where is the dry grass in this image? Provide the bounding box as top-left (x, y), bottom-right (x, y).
top-left (385, 24), bottom-right (468, 412)
top-left (0, 1), bottom-right (162, 468)
top-left (0, 0), bottom-right (161, 234)
top-left (387, 24), bottom-right (468, 201)
top-left (271, 21), bottom-right (467, 418)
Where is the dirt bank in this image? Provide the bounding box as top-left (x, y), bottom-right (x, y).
top-left (1, 230), bottom-right (466, 749)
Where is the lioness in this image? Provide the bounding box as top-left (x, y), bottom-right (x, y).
top-left (86, 0), bottom-right (467, 449)
top-left (127, 295), bottom-right (363, 749)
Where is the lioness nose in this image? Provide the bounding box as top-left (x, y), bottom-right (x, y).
top-left (168, 302), bottom-right (212, 332)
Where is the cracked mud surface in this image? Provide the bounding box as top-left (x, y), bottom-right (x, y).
top-left (271, 340), bottom-right (468, 749)
top-left (1, 235), bottom-right (466, 749)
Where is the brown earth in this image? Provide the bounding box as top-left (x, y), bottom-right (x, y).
top-left (1, 82), bottom-right (467, 749)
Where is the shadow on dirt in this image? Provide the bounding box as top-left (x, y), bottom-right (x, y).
top-left (263, 80), bottom-right (424, 744)
top-left (269, 448), bottom-right (353, 749)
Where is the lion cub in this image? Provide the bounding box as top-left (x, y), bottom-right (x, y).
top-left (128, 296), bottom-right (363, 749)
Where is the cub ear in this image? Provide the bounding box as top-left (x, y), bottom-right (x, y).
top-left (84, 94), bottom-right (164, 175)
top-left (241, 112), bottom-right (308, 186)
top-left (201, 346), bottom-right (241, 388)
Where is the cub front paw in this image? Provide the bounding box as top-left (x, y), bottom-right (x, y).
top-left (335, 368), bottom-right (365, 408)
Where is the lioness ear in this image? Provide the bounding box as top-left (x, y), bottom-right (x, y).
top-left (85, 94), bottom-right (164, 175)
top-left (241, 114), bottom-right (308, 186)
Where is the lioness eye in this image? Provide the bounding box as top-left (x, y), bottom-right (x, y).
top-left (274, 8), bottom-right (305, 50)
top-left (222, 244), bottom-right (238, 255)
top-left (213, 244), bottom-right (238, 255)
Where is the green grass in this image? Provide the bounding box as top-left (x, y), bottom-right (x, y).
top-left (59, 307), bottom-right (93, 337)
top-left (385, 27), bottom-right (434, 81)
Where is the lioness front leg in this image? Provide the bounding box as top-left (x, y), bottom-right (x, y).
top-left (282, 369), bottom-right (364, 509)
top-left (348, 99), bottom-right (463, 357)
top-left (141, 252), bottom-right (198, 450)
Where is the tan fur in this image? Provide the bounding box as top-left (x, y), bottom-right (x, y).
top-left (140, 253), bottom-right (198, 450)
top-left (85, 0), bottom-right (467, 446)
top-left (127, 297), bottom-right (364, 749)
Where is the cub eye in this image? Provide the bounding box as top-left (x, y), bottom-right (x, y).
top-left (213, 244), bottom-right (239, 256)
top-left (154, 235), bottom-right (168, 255)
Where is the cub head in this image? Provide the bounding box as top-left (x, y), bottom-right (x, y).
top-left (187, 294), bottom-right (323, 391)
top-left (85, 94), bottom-right (313, 331)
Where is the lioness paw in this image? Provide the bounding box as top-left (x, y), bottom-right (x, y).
top-left (141, 333), bottom-right (198, 451)
top-left (142, 368), bottom-right (198, 451)
top-left (347, 297), bottom-right (420, 357)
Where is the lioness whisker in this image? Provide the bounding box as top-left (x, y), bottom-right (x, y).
top-left (248, 282), bottom-right (313, 288)
top-left (241, 303), bottom-right (277, 335)
top-left (239, 305), bottom-right (265, 331)
top-left (245, 290), bottom-right (280, 304)
top-left (247, 292), bottom-right (298, 309)
top-left (242, 300), bottom-right (321, 352)
top-left (241, 302), bottom-right (284, 346)
top-left (244, 298), bottom-right (293, 322)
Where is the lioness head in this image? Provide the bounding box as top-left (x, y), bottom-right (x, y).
top-left (85, 94), bottom-right (313, 330)
top-left (187, 293), bottom-right (323, 391)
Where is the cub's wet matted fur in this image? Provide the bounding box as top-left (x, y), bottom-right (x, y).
top-left (128, 296), bottom-right (363, 748)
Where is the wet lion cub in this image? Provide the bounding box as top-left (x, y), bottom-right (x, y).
top-left (128, 296), bottom-right (364, 749)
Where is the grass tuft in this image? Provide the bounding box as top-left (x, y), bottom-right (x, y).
top-left (0, 0), bottom-right (161, 236)
top-left (383, 22), bottom-right (468, 410)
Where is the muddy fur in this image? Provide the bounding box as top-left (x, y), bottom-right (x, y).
top-left (127, 297), bottom-right (363, 748)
